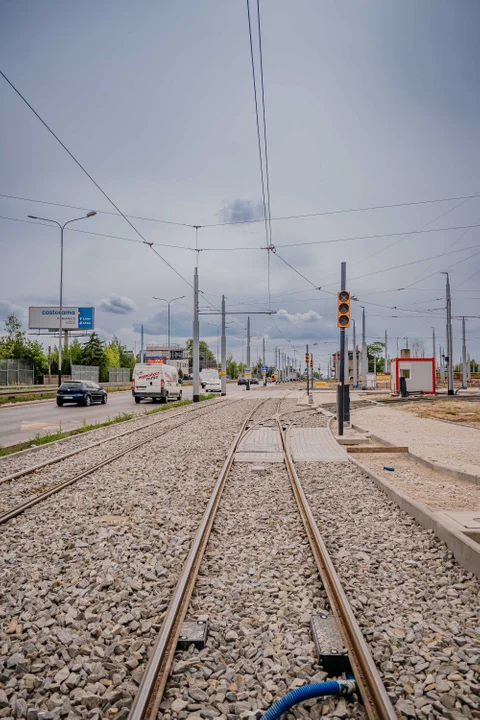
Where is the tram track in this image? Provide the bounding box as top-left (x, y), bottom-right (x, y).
top-left (128, 396), bottom-right (396, 720)
top-left (0, 397), bottom-right (238, 524)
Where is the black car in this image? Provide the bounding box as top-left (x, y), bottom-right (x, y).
top-left (57, 381), bottom-right (107, 407)
top-left (237, 377), bottom-right (247, 385)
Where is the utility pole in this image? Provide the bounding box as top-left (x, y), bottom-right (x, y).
top-left (221, 295), bottom-right (227, 396)
top-left (443, 272), bottom-right (454, 395)
top-left (432, 327), bottom-right (436, 370)
top-left (384, 330), bottom-right (388, 375)
top-left (246, 316), bottom-right (251, 391)
top-left (193, 267), bottom-right (200, 402)
top-left (262, 337), bottom-right (266, 385)
top-left (396, 336), bottom-right (399, 358)
top-left (361, 306), bottom-right (367, 390)
top-left (462, 317), bottom-right (467, 389)
top-left (274, 346), bottom-right (277, 381)
top-left (440, 345), bottom-right (445, 384)
top-left (140, 324), bottom-right (144, 363)
top-left (306, 344), bottom-right (309, 395)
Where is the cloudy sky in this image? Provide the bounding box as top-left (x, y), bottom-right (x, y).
top-left (1, 0), bottom-right (480, 370)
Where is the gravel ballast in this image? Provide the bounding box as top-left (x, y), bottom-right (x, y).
top-left (0, 397), bottom-right (229, 480)
top-left (161, 460), bottom-right (366, 720)
top-left (0, 401), bottom-right (233, 516)
top-left (298, 461), bottom-right (480, 719)
top-left (0, 399), bottom-right (259, 719)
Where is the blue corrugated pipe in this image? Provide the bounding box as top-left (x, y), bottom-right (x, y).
top-left (262, 679), bottom-right (356, 720)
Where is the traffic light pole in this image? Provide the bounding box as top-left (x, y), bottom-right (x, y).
top-left (306, 344), bottom-right (309, 396)
top-left (337, 262), bottom-right (347, 436)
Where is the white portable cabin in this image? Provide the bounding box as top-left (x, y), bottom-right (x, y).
top-left (390, 357), bottom-right (436, 394)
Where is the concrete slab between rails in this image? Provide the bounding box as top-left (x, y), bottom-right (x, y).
top-left (348, 454), bottom-right (480, 580)
top-left (351, 422), bottom-right (480, 486)
top-left (289, 428), bottom-right (349, 462)
top-left (235, 427), bottom-right (284, 463)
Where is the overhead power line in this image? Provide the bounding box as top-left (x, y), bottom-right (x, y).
top-left (3, 190), bottom-right (480, 230)
top-left (0, 214), bottom-right (196, 250)
top-left (245, 0), bottom-right (274, 308)
top-left (0, 69), bottom-right (194, 288)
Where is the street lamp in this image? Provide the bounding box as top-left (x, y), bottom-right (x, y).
top-left (152, 295), bottom-right (185, 349)
top-left (28, 212), bottom-right (96, 386)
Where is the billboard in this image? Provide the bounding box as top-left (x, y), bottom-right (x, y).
top-left (145, 356), bottom-right (167, 364)
top-left (29, 307), bottom-right (95, 330)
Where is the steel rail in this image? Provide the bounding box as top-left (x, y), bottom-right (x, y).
top-left (128, 398), bottom-right (271, 720)
top-left (277, 418), bottom-right (397, 720)
top-left (0, 400), bottom-right (233, 526)
top-left (0, 397), bottom-right (229, 486)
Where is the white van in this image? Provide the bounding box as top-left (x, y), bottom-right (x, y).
top-left (200, 369), bottom-right (219, 389)
top-left (132, 363), bottom-right (182, 404)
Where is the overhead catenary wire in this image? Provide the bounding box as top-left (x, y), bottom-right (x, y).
top-left (245, 0), bottom-right (274, 309)
top-left (0, 69), bottom-right (194, 289)
top-left (4, 189), bottom-right (480, 228)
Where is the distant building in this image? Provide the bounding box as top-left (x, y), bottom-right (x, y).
top-left (144, 345), bottom-right (190, 375)
top-left (331, 349), bottom-right (360, 380)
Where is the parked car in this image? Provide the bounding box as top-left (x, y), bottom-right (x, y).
top-left (250, 377), bottom-right (259, 385)
top-left (132, 363), bottom-right (182, 403)
top-left (204, 378), bottom-right (222, 393)
top-left (237, 377), bottom-right (247, 385)
top-left (57, 381), bottom-right (107, 407)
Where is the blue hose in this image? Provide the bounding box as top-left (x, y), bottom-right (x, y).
top-left (262, 679), bottom-right (356, 720)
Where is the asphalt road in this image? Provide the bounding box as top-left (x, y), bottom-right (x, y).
top-left (0, 383), bottom-right (258, 447)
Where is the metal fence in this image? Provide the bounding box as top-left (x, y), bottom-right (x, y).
top-left (71, 364), bottom-right (99, 382)
top-left (108, 367), bottom-right (131, 383)
top-left (0, 358), bottom-right (35, 385)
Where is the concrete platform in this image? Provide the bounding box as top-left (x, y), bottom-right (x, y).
top-left (235, 427), bottom-right (284, 463)
top-left (288, 428), bottom-right (349, 462)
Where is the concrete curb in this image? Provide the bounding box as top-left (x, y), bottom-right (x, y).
top-left (348, 454), bottom-right (480, 579)
top-left (327, 415), bottom-right (480, 579)
top-left (351, 422), bottom-right (480, 486)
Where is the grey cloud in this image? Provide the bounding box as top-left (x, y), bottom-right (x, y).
top-left (99, 295), bottom-right (137, 315)
top-left (219, 200), bottom-right (264, 224)
top-left (0, 301), bottom-right (26, 322)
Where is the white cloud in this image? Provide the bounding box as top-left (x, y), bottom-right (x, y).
top-left (276, 308), bottom-right (323, 324)
top-left (99, 295), bottom-right (137, 315)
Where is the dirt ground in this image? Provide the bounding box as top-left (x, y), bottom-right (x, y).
top-left (399, 399), bottom-right (480, 427)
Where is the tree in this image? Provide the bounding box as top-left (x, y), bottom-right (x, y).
top-left (185, 339), bottom-right (216, 367)
top-left (0, 313), bottom-right (48, 378)
top-left (226, 353), bottom-right (239, 379)
top-left (82, 332), bottom-right (105, 365)
top-left (367, 342), bottom-right (385, 373)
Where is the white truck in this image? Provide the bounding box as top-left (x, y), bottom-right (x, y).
top-left (132, 363), bottom-right (182, 404)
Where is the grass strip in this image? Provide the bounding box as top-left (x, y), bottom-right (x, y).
top-left (0, 394), bottom-right (216, 457)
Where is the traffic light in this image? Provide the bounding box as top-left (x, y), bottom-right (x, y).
top-left (337, 291), bottom-right (351, 328)
top-left (305, 352), bottom-right (310, 365)
top-left (310, 357), bottom-right (313, 369)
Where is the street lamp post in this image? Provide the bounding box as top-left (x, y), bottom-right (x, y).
top-left (28, 212), bottom-right (96, 386)
top-left (152, 295), bottom-right (186, 350)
